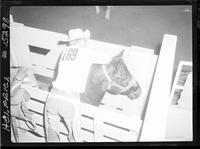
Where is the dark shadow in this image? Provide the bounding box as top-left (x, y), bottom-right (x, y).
top-left (27, 129), bottom-right (44, 138)
top-left (51, 51), bottom-right (62, 83)
top-left (155, 43), bottom-right (162, 55)
top-left (29, 45), bottom-right (50, 55)
top-left (57, 40), bottom-right (70, 46)
top-left (17, 125), bottom-right (44, 138)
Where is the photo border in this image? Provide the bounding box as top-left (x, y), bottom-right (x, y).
top-left (1, 0), bottom-right (199, 146)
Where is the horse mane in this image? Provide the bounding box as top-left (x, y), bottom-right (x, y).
top-left (80, 64), bottom-right (108, 106)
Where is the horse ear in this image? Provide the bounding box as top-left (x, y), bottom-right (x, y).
top-left (118, 49), bottom-right (125, 57)
top-left (112, 50), bottom-right (125, 61)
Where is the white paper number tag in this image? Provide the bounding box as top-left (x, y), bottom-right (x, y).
top-left (52, 46), bottom-right (110, 93)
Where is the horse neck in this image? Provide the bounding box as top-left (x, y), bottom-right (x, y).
top-left (83, 89), bottom-right (106, 106)
top-left (104, 62), bottom-right (115, 77)
top-left (82, 64), bottom-right (108, 106)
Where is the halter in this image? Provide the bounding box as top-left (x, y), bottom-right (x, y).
top-left (102, 65), bottom-right (135, 93)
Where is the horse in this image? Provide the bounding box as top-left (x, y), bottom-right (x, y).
top-left (45, 49), bottom-right (142, 142)
top-left (80, 49), bottom-right (142, 107)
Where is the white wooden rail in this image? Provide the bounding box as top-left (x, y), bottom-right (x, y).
top-left (140, 34), bottom-right (177, 141)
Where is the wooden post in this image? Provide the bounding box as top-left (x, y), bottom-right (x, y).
top-left (10, 22), bottom-right (32, 67)
top-left (140, 34), bottom-right (177, 141)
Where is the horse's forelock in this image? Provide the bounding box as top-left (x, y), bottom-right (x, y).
top-left (109, 58), bottom-right (133, 88)
top-left (118, 59), bottom-right (132, 79)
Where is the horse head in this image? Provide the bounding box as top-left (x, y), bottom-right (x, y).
top-left (81, 49), bottom-right (142, 106)
top-left (103, 50), bottom-right (142, 100)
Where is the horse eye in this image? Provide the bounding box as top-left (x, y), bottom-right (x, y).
top-left (120, 69), bottom-right (126, 77)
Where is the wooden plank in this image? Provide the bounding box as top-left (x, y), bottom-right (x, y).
top-left (22, 25), bottom-right (66, 71)
top-left (26, 99), bottom-right (45, 114)
top-left (10, 57), bottom-right (14, 67)
top-left (80, 116), bottom-right (94, 131)
top-left (31, 113), bottom-right (44, 126)
top-left (10, 14), bottom-right (14, 23)
top-left (24, 26), bottom-right (67, 50)
top-left (10, 22), bottom-right (21, 67)
top-left (32, 65), bottom-right (55, 79)
top-left (100, 122), bottom-right (138, 142)
top-left (17, 129), bottom-right (45, 143)
top-left (87, 39), bottom-right (154, 57)
top-left (10, 22), bottom-right (31, 67)
top-left (58, 122), bottom-right (68, 135)
top-left (140, 55), bottom-right (158, 119)
top-left (29, 49), bottom-right (62, 70)
top-left (80, 128), bottom-right (95, 142)
top-left (80, 103), bottom-right (95, 119)
top-left (96, 108), bottom-right (142, 130)
top-left (21, 85), bottom-right (49, 102)
top-left (165, 105), bottom-right (192, 141)
top-left (16, 119), bottom-right (45, 137)
top-left (59, 133), bottom-right (69, 142)
top-left (94, 108), bottom-right (142, 142)
top-left (140, 34), bottom-right (177, 141)
top-left (100, 136), bottom-right (118, 142)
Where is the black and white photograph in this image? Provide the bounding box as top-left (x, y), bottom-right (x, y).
top-left (8, 5), bottom-right (193, 143)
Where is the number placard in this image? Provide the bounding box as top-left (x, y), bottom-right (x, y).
top-left (62, 48), bottom-right (79, 61)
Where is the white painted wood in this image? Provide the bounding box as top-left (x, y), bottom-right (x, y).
top-left (80, 103), bottom-right (95, 118)
top-left (94, 107), bottom-right (142, 142)
top-left (165, 61), bottom-right (192, 141)
top-left (21, 85), bottom-right (49, 102)
top-left (24, 26), bottom-right (67, 50)
top-left (16, 119), bottom-right (45, 137)
top-left (10, 56), bottom-right (13, 67)
top-left (72, 102), bottom-right (82, 142)
top-left (10, 22), bottom-right (31, 67)
top-left (87, 39), bottom-right (154, 57)
top-left (10, 14), bottom-right (14, 23)
top-left (140, 34), bottom-right (177, 141)
top-left (22, 25), bottom-right (66, 75)
top-left (101, 137), bottom-right (118, 142)
top-left (80, 116), bottom-right (94, 131)
top-left (58, 123), bottom-right (68, 135)
top-left (32, 65), bottom-right (55, 79)
top-left (97, 108), bottom-right (142, 130)
top-left (165, 105), bottom-right (192, 141)
top-left (10, 47), bottom-right (18, 67)
top-left (140, 55), bottom-right (158, 119)
top-left (31, 113), bottom-right (44, 126)
top-left (10, 23), bottom-right (20, 67)
top-left (93, 109), bottom-right (103, 141)
top-left (26, 99), bottom-right (45, 114)
top-left (29, 51), bottom-right (62, 70)
top-left (80, 129), bottom-right (95, 142)
top-left (100, 124), bottom-right (137, 142)
top-left (59, 133), bottom-right (69, 142)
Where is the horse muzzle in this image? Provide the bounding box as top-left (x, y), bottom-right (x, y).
top-left (128, 87), bottom-right (142, 99)
top-left (126, 81), bottom-right (142, 100)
